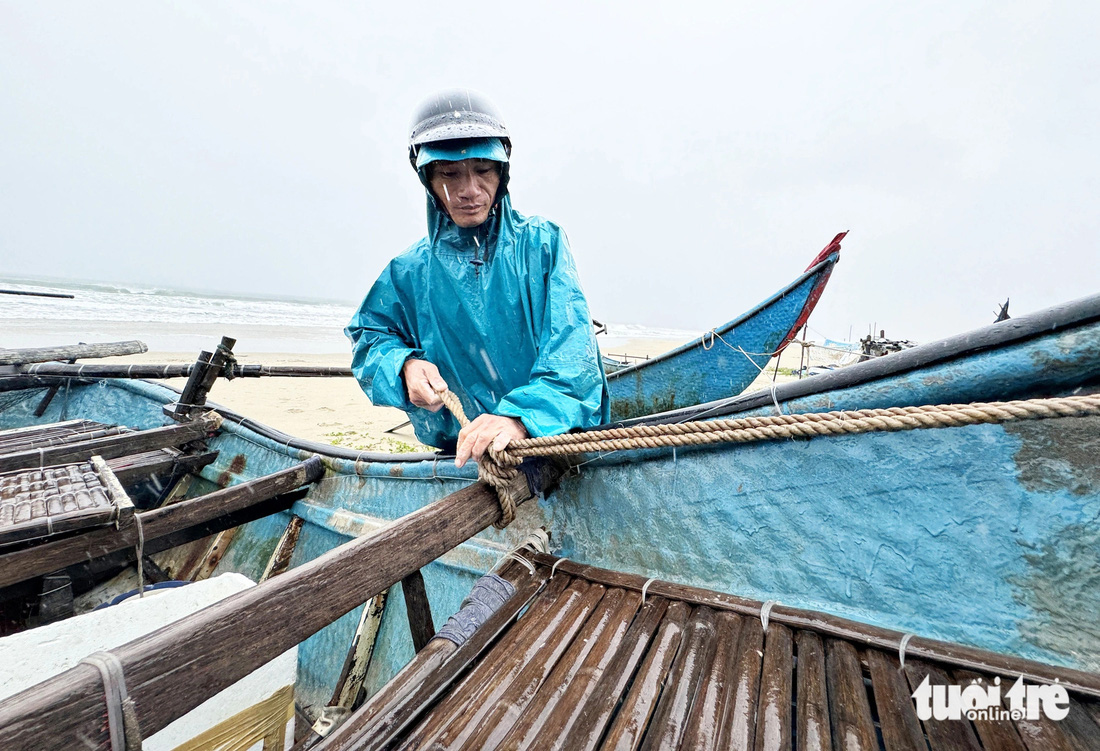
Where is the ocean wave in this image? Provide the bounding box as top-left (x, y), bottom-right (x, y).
top-left (2, 276), bottom-right (693, 342)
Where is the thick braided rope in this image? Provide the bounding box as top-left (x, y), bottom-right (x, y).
top-left (487, 394), bottom-right (1100, 465)
top-left (436, 389), bottom-right (521, 528)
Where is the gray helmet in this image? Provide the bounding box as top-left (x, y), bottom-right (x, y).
top-left (408, 89), bottom-right (511, 169)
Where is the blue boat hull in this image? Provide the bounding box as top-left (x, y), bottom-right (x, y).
top-left (606, 233), bottom-right (843, 420)
top-left (1, 291), bottom-right (1098, 710)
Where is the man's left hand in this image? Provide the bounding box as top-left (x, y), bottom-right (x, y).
top-left (455, 415), bottom-right (527, 468)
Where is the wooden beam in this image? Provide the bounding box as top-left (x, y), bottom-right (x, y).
top-left (0, 458), bottom-right (323, 589)
top-left (0, 341), bottom-right (147, 366)
top-left (259, 516), bottom-right (304, 583)
top-left (105, 449), bottom-right (218, 488)
top-left (58, 489), bottom-right (308, 593)
top-left (189, 529), bottom-right (237, 582)
top-left (0, 414), bottom-right (220, 474)
top-left (0, 477), bottom-right (526, 750)
top-left (401, 570), bottom-right (435, 653)
top-left (330, 591), bottom-right (388, 709)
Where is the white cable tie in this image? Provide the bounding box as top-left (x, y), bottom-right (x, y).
top-left (38, 447), bottom-right (45, 469)
top-left (550, 557), bottom-right (570, 579)
top-left (760, 600), bottom-right (778, 631)
top-left (127, 364), bottom-right (134, 377)
top-left (640, 577), bottom-right (657, 604)
top-left (504, 551), bottom-right (535, 575)
top-left (898, 633), bottom-right (915, 667)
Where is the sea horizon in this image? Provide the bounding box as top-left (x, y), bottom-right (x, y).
top-left (1, 274), bottom-right (700, 354)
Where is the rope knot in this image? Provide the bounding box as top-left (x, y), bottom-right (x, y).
top-left (436, 388), bottom-right (528, 529)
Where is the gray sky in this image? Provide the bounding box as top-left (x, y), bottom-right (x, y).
top-left (2, 1), bottom-right (1097, 343)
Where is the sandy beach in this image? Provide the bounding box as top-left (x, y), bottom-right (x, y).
top-left (100, 338), bottom-right (688, 452)
top-left (95, 335), bottom-right (844, 452)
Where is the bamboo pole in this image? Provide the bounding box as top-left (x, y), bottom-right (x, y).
top-left (1, 363), bottom-right (354, 379)
top-left (0, 289), bottom-right (74, 299)
top-left (0, 341), bottom-right (147, 366)
top-left (0, 478), bottom-right (528, 750)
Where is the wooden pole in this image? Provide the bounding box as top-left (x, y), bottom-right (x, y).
top-left (0, 341), bottom-right (147, 366)
top-left (0, 457), bottom-right (323, 589)
top-left (0, 478), bottom-right (523, 750)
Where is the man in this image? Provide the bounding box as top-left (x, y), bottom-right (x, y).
top-left (346, 89), bottom-right (609, 468)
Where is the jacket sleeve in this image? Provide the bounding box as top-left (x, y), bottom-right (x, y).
top-left (344, 262), bottom-right (423, 411)
top-left (494, 230), bottom-right (611, 437)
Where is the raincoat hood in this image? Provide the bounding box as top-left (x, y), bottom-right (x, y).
top-left (346, 167), bottom-right (611, 448)
top-left (416, 138), bottom-right (512, 254)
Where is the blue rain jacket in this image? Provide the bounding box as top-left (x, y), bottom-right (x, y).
top-left (345, 180), bottom-right (610, 450)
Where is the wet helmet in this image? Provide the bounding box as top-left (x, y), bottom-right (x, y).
top-left (408, 89), bottom-right (512, 169)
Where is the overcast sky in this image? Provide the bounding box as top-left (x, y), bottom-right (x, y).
top-left (2, 1), bottom-right (1097, 343)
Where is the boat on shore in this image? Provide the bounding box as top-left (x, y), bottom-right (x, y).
top-left (0, 291), bottom-right (1098, 745)
top-left (605, 232), bottom-right (844, 420)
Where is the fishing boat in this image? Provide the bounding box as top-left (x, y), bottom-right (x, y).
top-left (0, 292), bottom-right (1098, 748)
top-left (605, 231), bottom-right (844, 420)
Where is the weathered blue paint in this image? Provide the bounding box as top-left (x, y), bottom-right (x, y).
top-left (2, 294), bottom-right (1097, 701)
top-left (607, 249), bottom-right (839, 420)
top-left (544, 418), bottom-right (1100, 671)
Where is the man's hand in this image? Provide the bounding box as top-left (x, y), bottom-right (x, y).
top-left (455, 415), bottom-right (527, 468)
top-left (403, 359), bottom-right (448, 412)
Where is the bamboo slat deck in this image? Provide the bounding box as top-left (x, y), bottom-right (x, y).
top-left (336, 558), bottom-right (1100, 751)
top-left (0, 461), bottom-right (126, 546)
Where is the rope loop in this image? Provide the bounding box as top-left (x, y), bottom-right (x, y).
top-left (80, 651), bottom-right (143, 750)
top-left (436, 387), bottom-right (526, 529)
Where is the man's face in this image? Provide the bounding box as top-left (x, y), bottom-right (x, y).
top-left (428, 159), bottom-right (501, 228)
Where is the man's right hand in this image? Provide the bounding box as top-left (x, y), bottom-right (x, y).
top-left (403, 359), bottom-right (448, 412)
